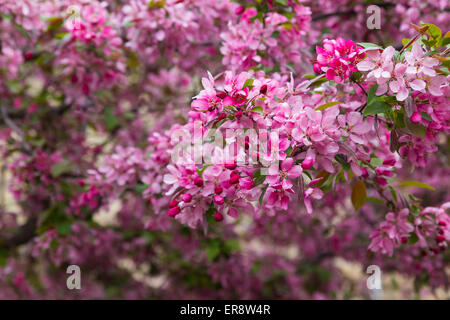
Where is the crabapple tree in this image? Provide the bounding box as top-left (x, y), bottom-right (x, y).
top-left (0, 0), bottom-right (449, 299)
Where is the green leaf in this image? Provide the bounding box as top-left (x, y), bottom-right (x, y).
top-left (250, 106), bottom-right (264, 114)
top-left (271, 30), bottom-right (280, 38)
top-left (301, 74), bottom-right (327, 89)
top-left (302, 74), bottom-right (317, 79)
top-left (316, 101), bottom-right (340, 111)
top-left (14, 23), bottom-right (31, 40)
top-left (402, 38), bottom-right (411, 47)
top-left (407, 232), bottom-right (419, 245)
top-left (5, 80), bottom-right (22, 94)
top-left (357, 42), bottom-right (381, 49)
top-left (0, 248), bottom-right (10, 267)
top-left (400, 180), bottom-right (435, 190)
top-left (351, 180), bottom-right (367, 211)
top-left (314, 170), bottom-right (330, 188)
top-left (44, 16), bottom-right (64, 32)
top-left (408, 194), bottom-right (422, 202)
top-left (421, 23), bottom-right (442, 48)
top-left (224, 239), bottom-right (240, 253)
top-left (134, 183), bottom-right (149, 194)
top-left (388, 186), bottom-right (398, 202)
top-left (38, 204), bottom-right (71, 234)
top-left (335, 154), bottom-right (350, 171)
top-left (206, 243), bottom-right (220, 261)
top-left (420, 112), bottom-right (432, 121)
top-left (441, 31), bottom-right (450, 47)
top-left (365, 197), bottom-right (384, 204)
top-left (141, 231), bottom-right (155, 245)
top-left (55, 32), bottom-right (69, 40)
top-left (404, 112), bottom-right (426, 138)
top-left (196, 164), bottom-right (212, 177)
top-left (253, 170), bottom-right (266, 186)
top-left (367, 84), bottom-right (378, 104)
top-left (363, 100), bottom-right (391, 116)
top-left (1, 14), bottom-right (12, 21)
top-left (393, 110), bottom-right (406, 128)
top-left (122, 21), bottom-right (136, 28)
top-left (369, 156), bottom-right (383, 167)
top-left (123, 112), bottom-right (135, 120)
top-left (243, 78), bottom-right (254, 89)
top-left (104, 107), bottom-right (119, 131)
top-left (423, 50), bottom-right (441, 57)
top-left (50, 160), bottom-right (74, 177)
top-left (56, 222), bottom-right (73, 236)
top-left (275, 0), bottom-right (287, 6)
top-left (147, 0), bottom-right (165, 9)
top-left (259, 184), bottom-right (268, 205)
top-left (205, 205), bottom-right (217, 226)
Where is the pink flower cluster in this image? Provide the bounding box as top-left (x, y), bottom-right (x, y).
top-left (220, 4), bottom-right (313, 72)
top-left (415, 202), bottom-right (450, 253)
top-left (157, 69), bottom-right (383, 226)
top-left (314, 38), bottom-right (365, 83)
top-left (1, 0), bottom-right (449, 299)
top-left (368, 208), bottom-right (414, 256)
top-left (369, 203), bottom-right (450, 257)
top-left (357, 43), bottom-right (446, 100)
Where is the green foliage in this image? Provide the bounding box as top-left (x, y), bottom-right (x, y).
top-left (357, 42), bottom-right (382, 49)
top-left (421, 23), bottom-right (442, 48)
top-left (351, 180), bottom-right (367, 211)
top-left (316, 101), bottom-right (340, 111)
top-left (204, 237), bottom-right (241, 262)
top-left (363, 84), bottom-right (391, 116)
top-left (50, 160), bottom-right (74, 177)
top-left (335, 154), bottom-right (350, 171)
top-left (104, 106), bottom-right (119, 131)
top-left (253, 169), bottom-right (266, 186)
top-left (400, 180), bottom-right (435, 190)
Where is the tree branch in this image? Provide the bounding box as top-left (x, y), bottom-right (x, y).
top-left (0, 216), bottom-right (37, 249)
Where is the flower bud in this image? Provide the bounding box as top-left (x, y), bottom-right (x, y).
top-left (194, 177), bottom-right (204, 187)
top-left (216, 92), bottom-right (227, 99)
top-left (259, 84), bottom-right (268, 95)
top-left (213, 211), bottom-right (224, 222)
top-left (169, 199), bottom-right (178, 208)
top-left (376, 177), bottom-right (387, 186)
top-left (224, 162), bottom-right (237, 170)
top-left (229, 174), bottom-right (240, 184)
top-left (361, 167), bottom-right (369, 178)
top-left (181, 193), bottom-right (192, 203)
top-left (214, 185), bottom-right (223, 194)
top-left (24, 51), bottom-right (34, 61)
top-left (382, 158), bottom-right (396, 166)
top-left (301, 157), bottom-right (314, 170)
top-left (235, 6), bottom-right (245, 15)
top-left (168, 206), bottom-right (181, 217)
top-left (410, 112), bottom-right (422, 124)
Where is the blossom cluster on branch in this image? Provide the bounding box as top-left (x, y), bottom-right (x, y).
top-left (0, 0), bottom-right (449, 299)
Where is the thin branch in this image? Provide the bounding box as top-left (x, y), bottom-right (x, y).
top-left (0, 216), bottom-right (37, 249)
top-left (0, 105), bottom-right (32, 154)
